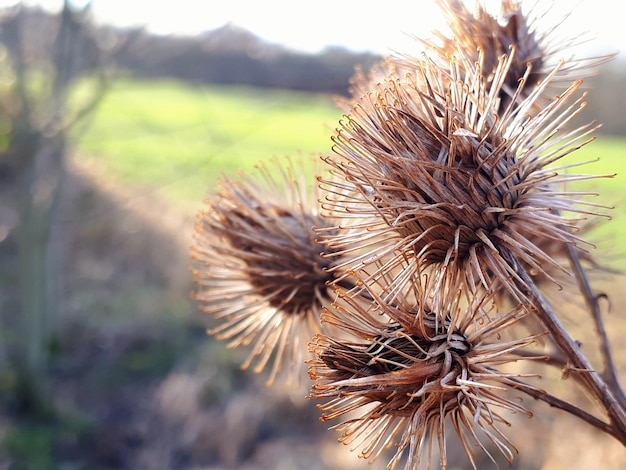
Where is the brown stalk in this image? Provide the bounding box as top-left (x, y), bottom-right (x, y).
top-left (508, 378), bottom-right (621, 441)
top-left (504, 248), bottom-right (626, 443)
top-left (565, 243), bottom-right (626, 407)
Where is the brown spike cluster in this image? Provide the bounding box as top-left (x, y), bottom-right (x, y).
top-left (309, 280), bottom-right (539, 469)
top-left (414, 0), bottom-right (613, 107)
top-left (191, 158), bottom-right (337, 386)
top-left (307, 2), bottom-right (619, 468)
top-left (191, 1), bottom-right (623, 468)
top-left (431, 0), bottom-right (546, 102)
top-left (318, 48), bottom-right (607, 305)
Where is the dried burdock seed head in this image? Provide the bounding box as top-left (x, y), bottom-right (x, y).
top-left (318, 50), bottom-right (611, 304)
top-left (335, 58), bottom-right (405, 113)
top-left (421, 0), bottom-right (614, 107)
top-left (309, 283), bottom-right (540, 470)
top-left (191, 157), bottom-right (337, 387)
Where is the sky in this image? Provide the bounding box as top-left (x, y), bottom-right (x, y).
top-left (11, 0), bottom-right (626, 57)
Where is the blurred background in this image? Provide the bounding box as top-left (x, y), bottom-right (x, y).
top-left (0, 0), bottom-right (624, 468)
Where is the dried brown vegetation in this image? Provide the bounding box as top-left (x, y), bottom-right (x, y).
top-left (191, 1), bottom-right (625, 469)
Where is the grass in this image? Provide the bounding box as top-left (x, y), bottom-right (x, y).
top-left (562, 135), bottom-right (626, 255)
top-left (73, 78), bottom-right (342, 209)
top-left (73, 77), bottom-right (626, 259)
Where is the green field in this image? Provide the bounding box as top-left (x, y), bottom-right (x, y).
top-left (74, 79), bottom-right (343, 208)
top-left (74, 78), bottom-right (626, 247)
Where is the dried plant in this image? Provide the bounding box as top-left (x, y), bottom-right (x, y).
top-left (191, 158), bottom-right (338, 386)
top-left (191, 0), bottom-right (625, 468)
top-left (309, 278), bottom-right (540, 469)
top-left (318, 49), bottom-right (606, 307)
top-left (422, 0), bottom-right (612, 105)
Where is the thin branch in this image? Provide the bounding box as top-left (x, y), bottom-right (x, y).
top-left (508, 378), bottom-right (622, 441)
top-left (12, 8), bottom-right (33, 119)
top-left (502, 248), bottom-right (626, 443)
top-left (566, 243), bottom-right (626, 407)
top-left (517, 346), bottom-right (624, 403)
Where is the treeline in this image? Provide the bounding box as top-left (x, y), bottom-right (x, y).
top-left (2, 7), bottom-right (625, 132)
top-left (114, 23), bottom-right (383, 96)
top-left (0, 7), bottom-right (381, 96)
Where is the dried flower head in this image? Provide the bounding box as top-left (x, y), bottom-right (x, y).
top-left (191, 157), bottom-right (337, 386)
top-left (309, 281), bottom-right (539, 469)
top-left (335, 58), bottom-right (404, 112)
top-left (318, 49), bottom-right (609, 303)
top-left (421, 0), bottom-right (613, 107)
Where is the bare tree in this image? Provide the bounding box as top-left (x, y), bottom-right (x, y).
top-left (0, 1), bottom-right (108, 416)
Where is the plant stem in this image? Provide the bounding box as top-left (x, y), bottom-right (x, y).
top-left (565, 244), bottom-right (626, 407)
top-left (504, 249), bottom-right (626, 443)
top-left (508, 378), bottom-right (621, 441)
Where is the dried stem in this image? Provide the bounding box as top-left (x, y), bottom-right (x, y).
top-left (565, 243), bottom-right (626, 407)
top-left (515, 349), bottom-right (567, 369)
top-left (508, 378), bottom-right (622, 441)
top-left (504, 249), bottom-right (626, 444)
top-left (517, 344), bottom-right (624, 404)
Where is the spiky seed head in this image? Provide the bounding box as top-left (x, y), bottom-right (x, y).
top-left (309, 282), bottom-right (539, 469)
top-left (421, 0), bottom-right (614, 108)
top-left (318, 50), bottom-right (609, 304)
top-left (191, 157), bottom-right (336, 386)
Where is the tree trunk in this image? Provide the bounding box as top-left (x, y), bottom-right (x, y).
top-left (1, 0), bottom-right (107, 418)
top-left (14, 136), bottom-right (65, 417)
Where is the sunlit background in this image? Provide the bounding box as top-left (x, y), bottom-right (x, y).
top-left (6, 0), bottom-right (626, 56)
top-left (0, 1), bottom-right (624, 469)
